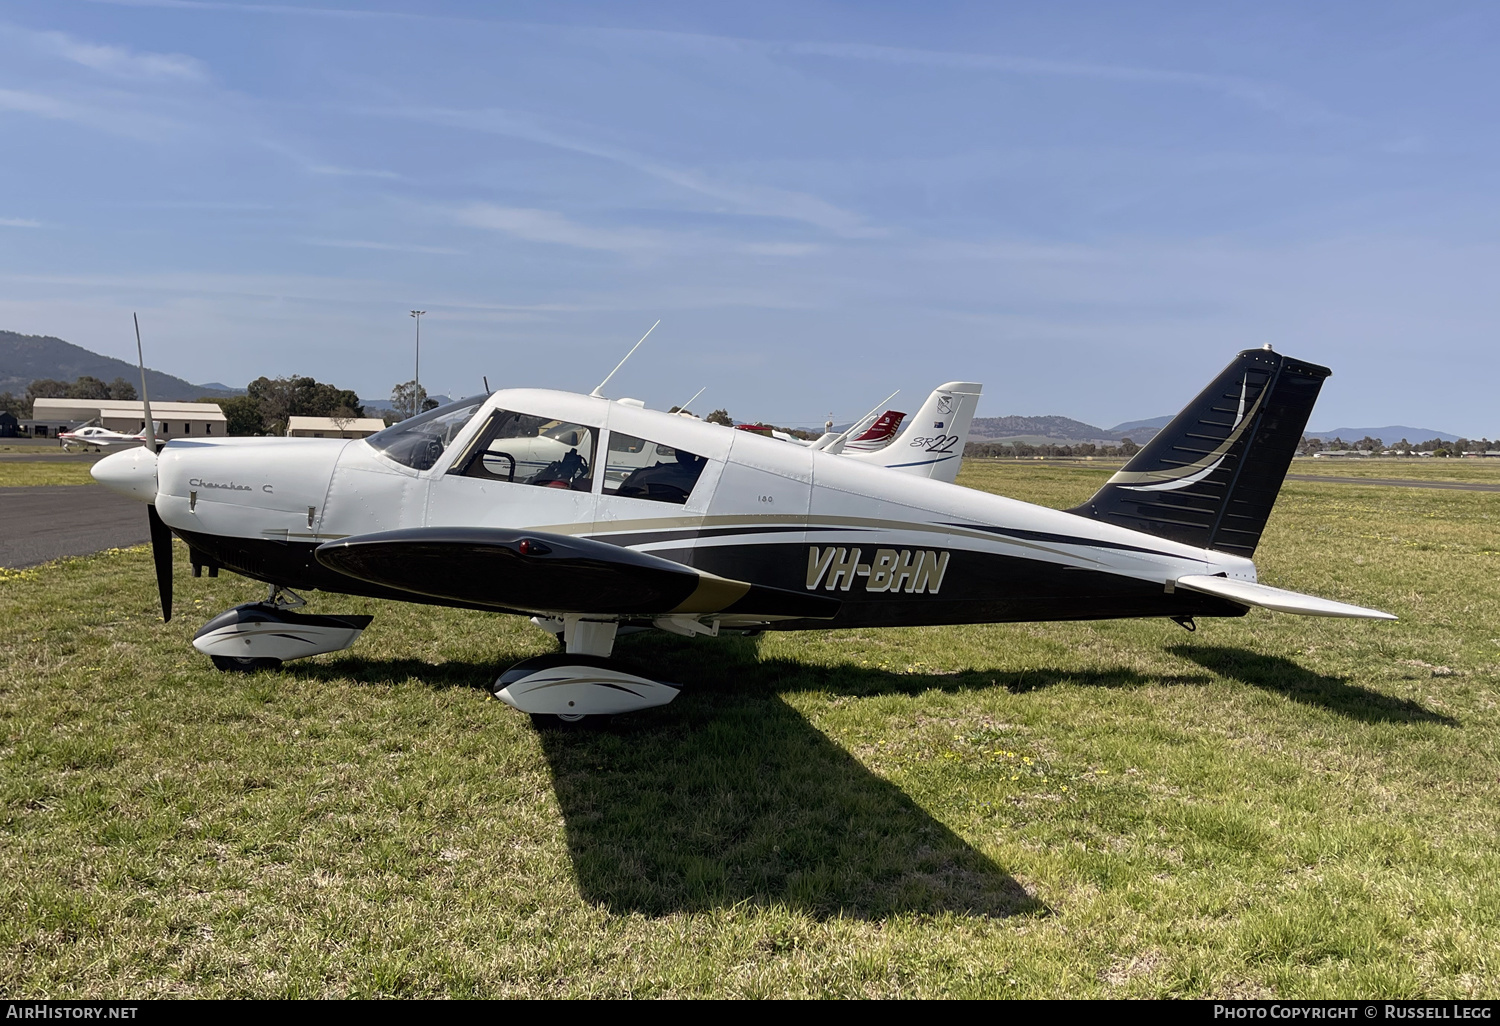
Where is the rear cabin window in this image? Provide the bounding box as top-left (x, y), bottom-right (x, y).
top-left (603, 432), bottom-right (707, 504)
top-left (451, 409), bottom-right (598, 492)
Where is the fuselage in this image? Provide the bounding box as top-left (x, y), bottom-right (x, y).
top-left (100, 388), bottom-right (1256, 628)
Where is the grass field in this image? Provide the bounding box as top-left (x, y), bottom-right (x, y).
top-left (1286, 459), bottom-right (1500, 484)
top-left (2, 462), bottom-right (1497, 997)
top-left (0, 462), bottom-right (97, 487)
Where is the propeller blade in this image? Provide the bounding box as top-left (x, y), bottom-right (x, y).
top-left (147, 504), bottom-right (173, 622)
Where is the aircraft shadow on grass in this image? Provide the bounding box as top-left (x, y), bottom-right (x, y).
top-left (1168, 645), bottom-right (1458, 727)
top-left (289, 635), bottom-right (1046, 922)
top-left (285, 632), bottom-right (1453, 918)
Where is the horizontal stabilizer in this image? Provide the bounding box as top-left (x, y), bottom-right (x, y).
top-left (316, 527), bottom-right (840, 620)
top-left (1174, 575), bottom-right (1396, 620)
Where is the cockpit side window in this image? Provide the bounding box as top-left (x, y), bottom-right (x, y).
top-left (603, 431), bottom-right (707, 505)
top-left (451, 408), bottom-right (598, 492)
top-left (365, 398), bottom-right (485, 471)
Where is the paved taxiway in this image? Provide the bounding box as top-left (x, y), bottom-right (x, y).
top-left (1, 485), bottom-right (151, 568)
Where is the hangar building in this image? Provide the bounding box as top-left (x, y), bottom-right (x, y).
top-left (29, 398), bottom-right (228, 439)
top-left (285, 416), bottom-right (387, 439)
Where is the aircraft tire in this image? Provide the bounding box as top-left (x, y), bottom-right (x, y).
top-left (529, 712), bottom-right (603, 729)
top-left (210, 655), bottom-right (283, 673)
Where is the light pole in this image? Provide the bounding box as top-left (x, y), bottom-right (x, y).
top-left (409, 310), bottom-right (426, 406)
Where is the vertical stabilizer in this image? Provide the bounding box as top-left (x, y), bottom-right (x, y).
top-left (1069, 348), bottom-right (1330, 557)
top-left (842, 381), bottom-right (983, 483)
top-left (843, 410), bottom-right (906, 452)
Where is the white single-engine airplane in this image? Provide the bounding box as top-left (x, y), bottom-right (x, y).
top-left (60, 422), bottom-right (163, 452)
top-left (93, 340), bottom-right (1393, 723)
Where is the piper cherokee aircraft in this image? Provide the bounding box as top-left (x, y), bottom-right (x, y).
top-left (93, 343), bottom-right (1393, 723)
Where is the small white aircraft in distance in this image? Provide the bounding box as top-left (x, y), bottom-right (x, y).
top-left (59, 422), bottom-right (163, 452)
top-left (93, 333), bottom-right (1393, 724)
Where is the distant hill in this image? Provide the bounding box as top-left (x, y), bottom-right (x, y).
top-left (0, 330), bottom-right (238, 400)
top-left (1305, 426), bottom-right (1460, 445)
top-left (969, 414), bottom-right (1178, 444)
top-left (1108, 415), bottom-right (1173, 440)
top-left (970, 415), bottom-right (1116, 443)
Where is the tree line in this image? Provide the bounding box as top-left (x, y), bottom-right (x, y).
top-left (967, 435), bottom-right (1499, 461)
top-left (0, 375), bottom-right (139, 417)
top-left (1299, 435), bottom-right (1498, 457)
top-left (0, 374), bottom-right (366, 436)
top-left (964, 439), bottom-right (1142, 459)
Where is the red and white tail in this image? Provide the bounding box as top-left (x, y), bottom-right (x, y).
top-left (843, 409), bottom-right (906, 452)
top-left (841, 382), bottom-right (982, 483)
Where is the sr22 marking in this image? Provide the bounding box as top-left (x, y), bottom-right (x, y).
top-left (805, 546), bottom-right (951, 594)
top-left (910, 434), bottom-right (958, 452)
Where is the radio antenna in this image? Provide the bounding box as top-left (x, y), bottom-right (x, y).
top-left (591, 319), bottom-right (659, 398)
top-left (826, 389), bottom-right (899, 448)
top-left (483, 375), bottom-right (491, 395)
top-left (670, 385), bottom-right (706, 415)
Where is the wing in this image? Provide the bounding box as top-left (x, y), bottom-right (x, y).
top-left (1174, 575), bottom-right (1396, 620)
top-left (315, 527), bottom-right (840, 620)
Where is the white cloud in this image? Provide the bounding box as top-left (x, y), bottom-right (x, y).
top-left (0, 87), bottom-right (177, 138)
top-left (772, 40), bottom-right (1348, 129)
top-left (0, 217), bottom-right (43, 228)
top-left (454, 204), bottom-right (661, 253)
top-left (379, 105), bottom-right (881, 238)
top-left (741, 241), bottom-right (820, 257)
top-left (308, 164), bottom-right (402, 180)
top-left (18, 26), bottom-right (208, 82)
top-left (81, 0), bottom-right (418, 19)
top-left (300, 237), bottom-right (464, 256)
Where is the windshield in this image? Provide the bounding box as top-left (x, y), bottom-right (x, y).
top-left (365, 397), bottom-right (486, 471)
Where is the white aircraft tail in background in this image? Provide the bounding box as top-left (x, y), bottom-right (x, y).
top-left (841, 381), bottom-right (982, 483)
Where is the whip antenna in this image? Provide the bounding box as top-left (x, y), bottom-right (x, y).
top-left (671, 386), bottom-right (706, 415)
top-left (591, 320), bottom-right (659, 398)
top-left (826, 389), bottom-right (899, 448)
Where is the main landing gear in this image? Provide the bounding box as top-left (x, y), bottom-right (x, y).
top-left (494, 616), bottom-right (680, 725)
top-left (194, 586), bottom-right (373, 673)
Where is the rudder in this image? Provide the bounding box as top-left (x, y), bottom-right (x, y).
top-left (1068, 348), bottom-right (1330, 557)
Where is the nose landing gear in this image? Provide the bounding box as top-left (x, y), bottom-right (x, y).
top-left (194, 587), bottom-right (373, 672)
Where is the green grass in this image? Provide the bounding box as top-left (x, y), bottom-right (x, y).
top-left (1286, 459), bottom-right (1500, 484)
top-left (1, 465), bottom-right (1497, 997)
top-left (0, 461), bottom-right (98, 487)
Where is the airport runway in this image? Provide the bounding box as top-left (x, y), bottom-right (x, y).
top-left (1284, 474), bottom-right (1500, 492)
top-left (0, 485), bottom-right (152, 568)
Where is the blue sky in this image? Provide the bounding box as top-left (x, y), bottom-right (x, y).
top-left (0, 2), bottom-right (1495, 433)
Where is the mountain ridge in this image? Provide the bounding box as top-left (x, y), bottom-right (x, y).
top-left (1305, 426), bottom-right (1461, 444)
top-left (0, 331), bottom-right (238, 401)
